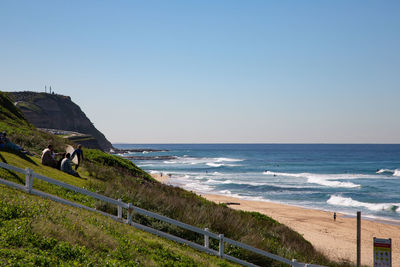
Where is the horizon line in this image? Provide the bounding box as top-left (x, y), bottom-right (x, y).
top-left (112, 142), bottom-right (400, 145)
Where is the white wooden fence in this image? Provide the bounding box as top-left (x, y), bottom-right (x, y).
top-left (0, 162), bottom-right (325, 267)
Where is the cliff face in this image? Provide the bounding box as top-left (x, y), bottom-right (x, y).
top-left (7, 91), bottom-right (113, 151)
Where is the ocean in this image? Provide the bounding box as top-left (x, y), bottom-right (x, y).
top-left (113, 144), bottom-right (400, 222)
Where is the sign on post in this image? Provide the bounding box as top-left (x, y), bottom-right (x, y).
top-left (373, 237), bottom-right (391, 267)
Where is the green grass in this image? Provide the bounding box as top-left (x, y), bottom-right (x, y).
top-left (0, 151), bottom-right (95, 208)
top-left (0, 186), bottom-right (236, 266)
top-left (84, 148), bottom-right (153, 181)
top-left (0, 93), bottom-right (70, 155)
top-left (15, 101), bottom-right (43, 113)
top-left (6, 90), bottom-right (48, 101)
top-left (0, 90), bottom-right (353, 266)
top-left (0, 92), bottom-right (27, 124)
top-left (67, 135), bottom-right (93, 140)
top-left (0, 150), bottom-right (351, 267)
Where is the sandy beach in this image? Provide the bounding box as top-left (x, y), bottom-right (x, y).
top-left (152, 173), bottom-right (399, 266)
top-left (151, 172), bottom-right (170, 183)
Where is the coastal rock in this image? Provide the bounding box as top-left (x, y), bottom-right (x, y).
top-left (8, 91), bottom-right (112, 151)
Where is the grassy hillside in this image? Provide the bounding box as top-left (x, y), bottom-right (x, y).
top-left (0, 91), bottom-right (352, 266)
top-left (0, 179), bottom-right (233, 266)
top-left (0, 92), bottom-right (69, 154)
top-left (83, 151), bottom-right (347, 267)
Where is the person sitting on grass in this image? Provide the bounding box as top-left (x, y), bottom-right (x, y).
top-left (57, 152), bottom-right (66, 170)
top-left (60, 153), bottom-right (81, 178)
top-left (0, 131), bottom-right (30, 154)
top-left (41, 144), bottom-right (58, 168)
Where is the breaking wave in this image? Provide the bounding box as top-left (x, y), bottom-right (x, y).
top-left (206, 163), bottom-right (240, 167)
top-left (376, 169), bottom-right (400, 176)
top-left (327, 195), bottom-right (400, 213)
top-left (263, 171), bottom-right (361, 188)
top-left (164, 156), bottom-right (243, 167)
top-left (376, 168), bottom-right (394, 174)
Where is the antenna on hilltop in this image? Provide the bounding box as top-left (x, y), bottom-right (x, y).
top-left (49, 86), bottom-right (52, 94)
top-left (45, 85), bottom-right (47, 93)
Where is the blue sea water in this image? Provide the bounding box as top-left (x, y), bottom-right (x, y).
top-left (113, 144), bottom-right (400, 221)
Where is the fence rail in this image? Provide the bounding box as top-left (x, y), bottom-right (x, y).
top-left (0, 162), bottom-right (325, 267)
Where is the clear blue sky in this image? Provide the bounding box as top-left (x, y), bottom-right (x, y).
top-left (1, 1), bottom-right (399, 143)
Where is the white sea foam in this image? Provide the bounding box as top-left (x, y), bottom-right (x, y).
top-left (167, 173), bottom-right (214, 193)
top-left (164, 160), bottom-right (178, 164)
top-left (327, 195), bottom-right (400, 212)
top-left (202, 177), bottom-right (317, 189)
top-left (184, 182), bottom-right (213, 192)
top-left (308, 177), bottom-right (359, 188)
top-left (243, 195), bottom-right (271, 202)
top-left (263, 171), bottom-right (361, 188)
top-left (376, 169), bottom-right (400, 177)
top-left (203, 179), bottom-right (233, 185)
top-left (376, 169), bottom-right (394, 174)
top-left (214, 157), bottom-right (244, 162)
top-left (206, 162), bottom-right (240, 167)
top-left (213, 189), bottom-right (267, 202)
top-left (137, 164), bottom-right (157, 167)
top-left (207, 163), bottom-right (224, 167)
top-left (205, 179), bottom-right (220, 184)
top-left (163, 156), bottom-right (243, 167)
top-left (221, 193), bottom-right (271, 202)
top-left (263, 171), bottom-right (379, 179)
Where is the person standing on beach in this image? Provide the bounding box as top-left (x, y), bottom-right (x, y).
top-left (333, 212), bottom-right (337, 221)
top-left (71, 144), bottom-right (84, 170)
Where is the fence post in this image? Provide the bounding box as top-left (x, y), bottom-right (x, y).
top-left (25, 168), bottom-right (33, 193)
top-left (291, 259), bottom-right (297, 267)
top-left (219, 234), bottom-right (224, 258)
top-left (204, 228), bottom-right (209, 249)
top-left (117, 199), bottom-right (122, 220)
top-left (127, 203), bottom-right (133, 225)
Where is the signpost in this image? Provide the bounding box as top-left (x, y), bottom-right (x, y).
top-left (373, 237), bottom-right (392, 267)
top-left (357, 211), bottom-right (361, 267)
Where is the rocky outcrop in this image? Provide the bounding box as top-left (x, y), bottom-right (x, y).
top-left (8, 91), bottom-right (113, 151)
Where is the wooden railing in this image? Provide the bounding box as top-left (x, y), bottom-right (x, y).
top-left (0, 162), bottom-right (325, 267)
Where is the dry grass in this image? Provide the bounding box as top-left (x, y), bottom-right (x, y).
top-left (32, 206), bottom-right (119, 252)
top-left (84, 152), bottom-right (352, 267)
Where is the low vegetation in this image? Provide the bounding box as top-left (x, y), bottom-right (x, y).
top-left (0, 91), bottom-right (353, 266)
top-left (0, 92), bottom-right (69, 154)
top-left (0, 185), bottom-right (234, 266)
top-left (84, 152), bottom-right (352, 266)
